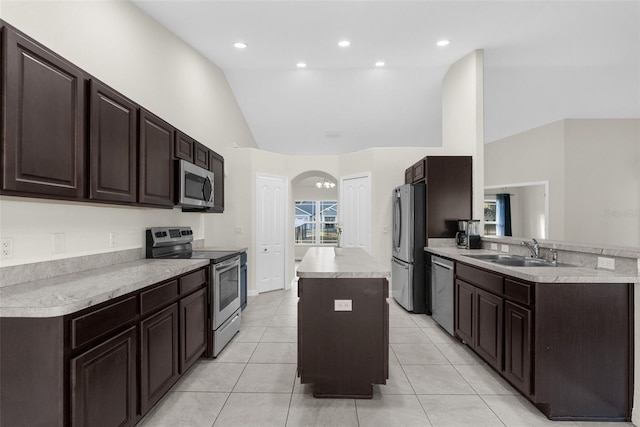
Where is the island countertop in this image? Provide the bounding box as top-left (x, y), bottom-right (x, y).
top-left (297, 247), bottom-right (390, 279)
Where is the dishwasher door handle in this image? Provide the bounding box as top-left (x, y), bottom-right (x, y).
top-left (432, 260), bottom-right (453, 270)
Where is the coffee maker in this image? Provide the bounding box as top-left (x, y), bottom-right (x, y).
top-left (456, 219), bottom-right (481, 249)
top-left (455, 220), bottom-right (468, 248)
top-left (466, 220), bottom-right (482, 249)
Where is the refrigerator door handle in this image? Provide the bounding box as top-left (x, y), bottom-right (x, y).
top-left (393, 194), bottom-right (402, 251)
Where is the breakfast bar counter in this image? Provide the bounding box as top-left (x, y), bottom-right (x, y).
top-left (297, 247), bottom-right (390, 398)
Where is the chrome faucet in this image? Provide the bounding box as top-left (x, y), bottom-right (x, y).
top-left (521, 238), bottom-right (540, 258)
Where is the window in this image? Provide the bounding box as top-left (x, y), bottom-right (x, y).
top-left (295, 200), bottom-right (338, 245)
top-left (484, 199), bottom-right (497, 236)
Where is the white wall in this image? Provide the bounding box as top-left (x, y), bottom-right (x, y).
top-left (485, 118), bottom-right (640, 248)
top-left (0, 0), bottom-right (255, 266)
top-left (518, 185), bottom-right (547, 239)
top-left (485, 120), bottom-right (566, 240)
top-left (442, 50), bottom-right (485, 221)
top-left (564, 119), bottom-right (640, 248)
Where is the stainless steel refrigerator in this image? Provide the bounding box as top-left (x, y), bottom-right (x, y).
top-left (391, 183), bottom-right (427, 313)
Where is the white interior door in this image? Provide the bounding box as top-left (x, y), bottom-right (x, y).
top-left (340, 173), bottom-right (372, 254)
top-left (256, 175), bottom-right (286, 293)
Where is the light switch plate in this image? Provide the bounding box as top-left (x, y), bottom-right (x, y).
top-left (490, 243), bottom-right (498, 250)
top-left (334, 299), bottom-right (352, 311)
top-left (501, 244), bottom-right (509, 253)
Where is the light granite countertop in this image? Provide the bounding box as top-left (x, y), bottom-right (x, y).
top-left (298, 247), bottom-right (390, 279)
top-left (0, 258), bottom-right (209, 318)
top-left (425, 247), bottom-right (640, 284)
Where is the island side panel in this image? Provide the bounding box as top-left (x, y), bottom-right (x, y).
top-left (298, 277), bottom-right (388, 398)
top-left (534, 282), bottom-right (633, 421)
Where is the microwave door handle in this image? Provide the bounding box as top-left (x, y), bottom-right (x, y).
top-left (203, 176), bottom-right (213, 202)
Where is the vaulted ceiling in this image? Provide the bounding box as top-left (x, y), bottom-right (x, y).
top-left (132, 0), bottom-right (640, 155)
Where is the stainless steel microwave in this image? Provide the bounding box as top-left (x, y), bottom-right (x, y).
top-left (177, 159), bottom-right (214, 208)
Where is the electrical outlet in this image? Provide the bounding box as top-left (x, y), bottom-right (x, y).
top-left (52, 233), bottom-right (65, 254)
top-left (334, 299), bottom-right (352, 311)
top-left (1, 238), bottom-right (13, 258)
top-left (109, 232), bottom-right (118, 248)
top-left (501, 244), bottom-right (510, 253)
top-left (597, 257), bottom-right (615, 270)
top-left (490, 243), bottom-right (498, 250)
top-left (235, 226), bottom-right (243, 234)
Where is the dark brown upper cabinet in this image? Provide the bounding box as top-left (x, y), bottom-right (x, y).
top-left (174, 130), bottom-right (194, 163)
top-left (89, 79), bottom-right (138, 203)
top-left (139, 109), bottom-right (175, 207)
top-left (208, 150), bottom-right (224, 213)
top-left (2, 25), bottom-right (85, 199)
top-left (194, 142), bottom-right (209, 170)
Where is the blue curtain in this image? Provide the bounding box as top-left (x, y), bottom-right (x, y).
top-left (496, 193), bottom-right (512, 236)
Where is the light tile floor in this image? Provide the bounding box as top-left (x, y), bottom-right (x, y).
top-left (139, 281), bottom-right (635, 427)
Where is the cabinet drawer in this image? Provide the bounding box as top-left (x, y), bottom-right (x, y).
top-left (180, 268), bottom-right (207, 295)
top-left (456, 263), bottom-right (503, 295)
top-left (504, 279), bottom-right (534, 306)
top-left (71, 296), bottom-right (137, 349)
top-left (141, 279), bottom-right (179, 315)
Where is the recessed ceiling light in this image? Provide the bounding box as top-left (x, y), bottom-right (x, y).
top-left (296, 62), bottom-right (307, 68)
top-left (375, 61), bottom-right (386, 67)
top-left (436, 40), bottom-right (450, 47)
top-left (338, 40), bottom-right (351, 47)
top-left (233, 42), bottom-right (248, 49)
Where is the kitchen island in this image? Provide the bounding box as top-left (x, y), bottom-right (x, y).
top-left (297, 247), bottom-right (390, 398)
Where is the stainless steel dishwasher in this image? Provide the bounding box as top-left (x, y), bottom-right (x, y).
top-left (431, 255), bottom-right (454, 335)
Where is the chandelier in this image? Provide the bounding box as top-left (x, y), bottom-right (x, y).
top-left (315, 178), bottom-right (336, 189)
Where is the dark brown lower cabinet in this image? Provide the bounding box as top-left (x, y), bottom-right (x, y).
top-left (0, 267), bottom-right (208, 427)
top-left (180, 287), bottom-right (207, 372)
top-left (503, 301), bottom-right (531, 395)
top-left (454, 279), bottom-right (474, 344)
top-left (453, 261), bottom-right (632, 421)
top-left (140, 304), bottom-right (179, 414)
top-left (71, 327), bottom-right (137, 427)
top-left (474, 288), bottom-right (503, 370)
top-left (455, 280), bottom-right (503, 371)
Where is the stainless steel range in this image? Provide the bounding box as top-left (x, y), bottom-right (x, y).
top-left (146, 227), bottom-right (242, 357)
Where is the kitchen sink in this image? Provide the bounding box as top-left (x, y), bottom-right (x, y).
top-left (465, 253), bottom-right (569, 267)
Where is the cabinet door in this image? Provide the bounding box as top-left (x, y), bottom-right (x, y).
top-left (404, 167), bottom-right (413, 184)
top-left (194, 143), bottom-right (209, 169)
top-left (412, 159), bottom-right (426, 182)
top-left (140, 304), bottom-right (179, 414)
top-left (174, 130), bottom-right (194, 162)
top-left (139, 109), bottom-right (174, 207)
top-left (179, 288), bottom-right (207, 373)
top-left (208, 150), bottom-right (224, 213)
top-left (89, 79), bottom-right (137, 203)
top-left (475, 288), bottom-right (503, 370)
top-left (504, 301), bottom-right (532, 395)
top-left (71, 327), bottom-right (137, 427)
top-left (2, 26), bottom-right (85, 198)
top-left (455, 279), bottom-right (475, 344)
